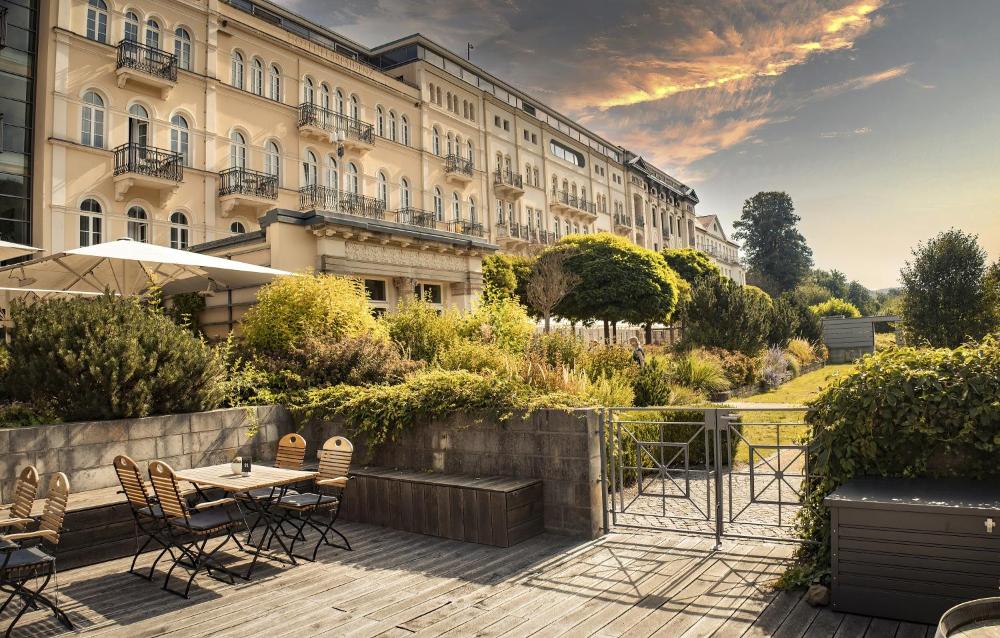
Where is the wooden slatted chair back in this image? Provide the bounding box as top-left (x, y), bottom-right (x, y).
top-left (113, 455), bottom-right (152, 511)
top-left (148, 461), bottom-right (188, 520)
top-left (10, 465), bottom-right (39, 521)
top-left (318, 436), bottom-right (353, 481)
top-left (38, 473), bottom-right (70, 546)
top-left (275, 433), bottom-right (307, 470)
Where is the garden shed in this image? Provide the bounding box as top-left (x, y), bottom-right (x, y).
top-left (821, 316), bottom-right (899, 362)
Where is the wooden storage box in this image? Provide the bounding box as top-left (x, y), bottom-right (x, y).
top-left (826, 478), bottom-right (1000, 624)
top-left (340, 467), bottom-right (544, 548)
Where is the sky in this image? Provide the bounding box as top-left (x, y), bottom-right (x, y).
top-left (286, 0), bottom-right (1000, 290)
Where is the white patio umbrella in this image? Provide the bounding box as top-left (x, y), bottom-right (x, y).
top-left (0, 239), bottom-right (41, 261)
top-left (0, 238), bottom-right (290, 297)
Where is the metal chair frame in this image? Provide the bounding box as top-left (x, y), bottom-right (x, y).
top-left (0, 473), bottom-right (74, 637)
top-left (238, 433), bottom-right (308, 545)
top-left (148, 461), bottom-right (245, 599)
top-left (113, 455), bottom-right (184, 581)
top-left (268, 436), bottom-right (353, 561)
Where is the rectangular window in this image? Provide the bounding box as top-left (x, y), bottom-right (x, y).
top-left (414, 283), bottom-right (442, 305)
top-left (494, 115), bottom-right (500, 127)
top-left (531, 133), bottom-right (537, 144)
top-left (503, 120), bottom-right (509, 131)
top-left (365, 279), bottom-right (387, 302)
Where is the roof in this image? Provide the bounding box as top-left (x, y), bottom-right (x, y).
top-left (695, 214), bottom-right (738, 246)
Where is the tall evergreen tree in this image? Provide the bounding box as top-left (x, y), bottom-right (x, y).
top-left (732, 192), bottom-right (813, 296)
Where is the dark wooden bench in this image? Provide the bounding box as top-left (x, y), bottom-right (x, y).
top-left (339, 467), bottom-right (544, 548)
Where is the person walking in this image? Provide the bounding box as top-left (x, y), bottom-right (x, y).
top-left (629, 336), bottom-right (646, 368)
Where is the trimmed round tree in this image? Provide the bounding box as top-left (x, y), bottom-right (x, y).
top-left (549, 233), bottom-right (681, 335)
top-left (810, 297), bottom-right (861, 318)
top-left (660, 248), bottom-right (722, 286)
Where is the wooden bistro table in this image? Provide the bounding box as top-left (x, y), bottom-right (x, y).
top-left (175, 464), bottom-right (316, 579)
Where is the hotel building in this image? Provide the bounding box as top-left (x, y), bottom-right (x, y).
top-left (21, 0), bottom-right (722, 333)
top-left (694, 214), bottom-right (746, 285)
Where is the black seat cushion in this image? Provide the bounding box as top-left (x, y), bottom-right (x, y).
top-left (170, 507), bottom-right (239, 532)
top-left (275, 493), bottom-right (338, 510)
top-left (243, 487), bottom-right (299, 500)
top-left (137, 504), bottom-right (164, 518)
top-left (0, 546), bottom-right (54, 570)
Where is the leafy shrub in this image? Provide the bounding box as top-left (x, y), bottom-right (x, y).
top-left (810, 297), bottom-right (860, 318)
top-left (700, 347), bottom-right (761, 387)
top-left (165, 292), bottom-right (207, 335)
top-left (482, 254), bottom-right (534, 307)
top-left (813, 341), bottom-right (829, 361)
top-left (787, 354), bottom-right (802, 378)
top-left (760, 346), bottom-right (793, 388)
top-left (241, 274), bottom-right (380, 355)
top-left (459, 296), bottom-right (535, 355)
top-left (770, 292), bottom-right (823, 345)
top-left (683, 277), bottom-right (773, 355)
top-left (531, 332), bottom-right (589, 370)
top-left (0, 401), bottom-right (60, 428)
top-left (582, 371), bottom-right (635, 407)
top-left (783, 338), bottom-right (1000, 588)
top-left (434, 339), bottom-right (512, 375)
top-left (670, 353), bottom-right (730, 393)
top-left (585, 343), bottom-right (636, 381)
top-left (660, 248), bottom-right (721, 285)
top-left (382, 297), bottom-right (461, 362)
top-left (632, 356), bottom-right (674, 406)
top-left (0, 345), bottom-right (9, 401)
top-left (7, 295), bottom-right (224, 421)
top-left (785, 338), bottom-right (817, 366)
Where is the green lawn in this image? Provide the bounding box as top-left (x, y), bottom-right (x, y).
top-left (739, 363), bottom-right (857, 405)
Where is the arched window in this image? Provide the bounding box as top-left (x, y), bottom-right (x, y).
top-left (231, 51), bottom-right (244, 89)
top-left (264, 140), bottom-right (281, 183)
top-left (446, 92), bottom-right (452, 111)
top-left (124, 11), bottom-right (139, 42)
top-left (581, 186), bottom-right (587, 202)
top-left (446, 132), bottom-right (453, 156)
top-left (229, 131), bottom-right (246, 169)
top-left (325, 155), bottom-right (338, 189)
top-left (230, 221), bottom-right (247, 234)
top-left (86, 0), bottom-right (108, 42)
top-left (169, 211), bottom-right (189, 249)
top-left (335, 89), bottom-right (344, 114)
top-left (554, 216), bottom-right (561, 239)
top-left (174, 28), bottom-right (192, 70)
top-left (320, 83), bottom-right (330, 111)
top-left (433, 187), bottom-right (443, 221)
top-left (435, 86), bottom-right (441, 105)
top-left (467, 141), bottom-right (474, 165)
top-left (377, 171), bottom-right (388, 206)
top-left (432, 128), bottom-right (441, 156)
top-left (496, 199), bottom-right (504, 225)
top-left (349, 95), bottom-right (360, 120)
top-left (428, 82), bottom-right (434, 101)
top-left (551, 175), bottom-right (558, 194)
top-left (451, 192), bottom-right (460, 221)
top-left (400, 177), bottom-right (411, 209)
top-left (345, 162), bottom-right (359, 194)
top-left (269, 64), bottom-right (281, 101)
top-left (463, 100), bottom-right (469, 119)
top-left (375, 106), bottom-right (385, 137)
top-left (128, 103), bottom-right (149, 146)
top-left (81, 91), bottom-right (105, 148)
top-left (250, 58), bottom-right (264, 95)
top-left (170, 114), bottom-right (189, 166)
top-left (525, 163), bottom-right (531, 182)
top-left (145, 18), bottom-right (160, 50)
top-left (533, 167), bottom-right (540, 187)
top-left (389, 111), bottom-right (397, 142)
top-left (302, 77), bottom-right (314, 104)
top-left (127, 206), bottom-right (149, 243)
top-left (79, 198), bottom-right (102, 247)
top-left (469, 197), bottom-right (477, 224)
top-left (302, 151), bottom-right (318, 187)
top-left (401, 116), bottom-right (410, 146)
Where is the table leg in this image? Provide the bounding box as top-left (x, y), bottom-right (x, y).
top-left (239, 492), bottom-right (298, 580)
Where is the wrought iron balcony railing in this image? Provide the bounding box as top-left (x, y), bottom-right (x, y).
top-left (613, 213), bottom-right (633, 228)
top-left (494, 169), bottom-right (523, 190)
top-left (551, 189), bottom-right (597, 215)
top-left (497, 222), bottom-right (530, 240)
top-left (297, 103), bottom-right (375, 144)
top-left (445, 220), bottom-right (485, 238)
top-left (299, 185), bottom-right (384, 219)
top-left (113, 143), bottom-right (183, 181)
top-left (635, 216), bottom-right (646, 228)
top-left (394, 207), bottom-right (439, 229)
top-left (218, 167), bottom-right (278, 199)
top-left (116, 40), bottom-right (178, 82)
top-left (445, 154), bottom-right (474, 176)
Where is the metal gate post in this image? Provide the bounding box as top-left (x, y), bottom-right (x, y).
top-left (712, 408), bottom-right (725, 549)
top-left (598, 408), bottom-right (610, 534)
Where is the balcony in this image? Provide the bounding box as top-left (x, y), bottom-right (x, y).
top-left (444, 155), bottom-right (475, 186)
top-left (391, 208), bottom-right (486, 239)
top-left (113, 143), bottom-right (182, 206)
top-left (445, 219), bottom-right (485, 238)
top-left (495, 222), bottom-right (529, 247)
top-left (299, 185), bottom-right (385, 219)
top-left (297, 104), bottom-right (374, 153)
top-left (635, 216), bottom-right (646, 229)
top-left (218, 167), bottom-right (278, 217)
top-left (613, 213), bottom-right (633, 234)
top-left (493, 169), bottom-right (524, 200)
top-left (115, 40), bottom-right (177, 98)
top-left (549, 189), bottom-right (598, 221)
top-left (527, 228), bottom-right (557, 247)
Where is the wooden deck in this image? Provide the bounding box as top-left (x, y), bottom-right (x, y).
top-left (4, 523), bottom-right (934, 637)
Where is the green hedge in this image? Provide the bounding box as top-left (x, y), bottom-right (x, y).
top-left (782, 337), bottom-right (1000, 587)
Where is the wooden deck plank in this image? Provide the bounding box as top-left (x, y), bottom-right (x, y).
top-left (863, 618), bottom-right (901, 638)
top-left (770, 597), bottom-right (821, 638)
top-left (800, 608), bottom-right (845, 637)
top-left (831, 614), bottom-right (872, 638)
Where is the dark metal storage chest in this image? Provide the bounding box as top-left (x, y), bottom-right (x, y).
top-left (826, 478), bottom-right (1000, 625)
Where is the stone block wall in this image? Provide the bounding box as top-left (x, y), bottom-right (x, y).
top-left (0, 405), bottom-right (291, 501)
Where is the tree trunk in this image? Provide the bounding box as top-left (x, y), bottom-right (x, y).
top-left (612, 321), bottom-right (618, 342)
top-left (645, 322), bottom-right (653, 345)
top-left (603, 319), bottom-right (610, 343)
top-left (543, 312), bottom-right (551, 334)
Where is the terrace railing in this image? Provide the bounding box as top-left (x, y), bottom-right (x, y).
top-left (297, 103), bottom-right (375, 144)
top-left (299, 185), bottom-right (385, 219)
top-left (116, 40), bottom-right (178, 82)
top-left (113, 143), bottom-right (183, 181)
top-left (494, 169), bottom-right (524, 190)
top-left (445, 154), bottom-right (474, 176)
top-left (218, 167), bottom-right (278, 199)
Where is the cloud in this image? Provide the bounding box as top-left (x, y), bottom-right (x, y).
top-left (809, 64), bottom-right (910, 100)
top-left (819, 127), bottom-right (873, 138)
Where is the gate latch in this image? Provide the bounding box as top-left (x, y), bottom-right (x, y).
top-left (986, 518), bottom-right (995, 534)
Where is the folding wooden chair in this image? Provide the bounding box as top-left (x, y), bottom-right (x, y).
top-left (0, 473), bottom-right (74, 636)
top-left (238, 433), bottom-right (308, 544)
top-left (113, 455), bottom-right (184, 581)
top-left (0, 466), bottom-right (39, 535)
top-left (148, 461), bottom-right (244, 599)
top-left (270, 436), bottom-right (353, 561)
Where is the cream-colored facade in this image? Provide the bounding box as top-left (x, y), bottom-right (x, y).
top-left (695, 214), bottom-right (746, 285)
top-left (33, 0), bottom-right (702, 333)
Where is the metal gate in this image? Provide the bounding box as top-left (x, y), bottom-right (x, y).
top-left (599, 406), bottom-right (814, 546)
